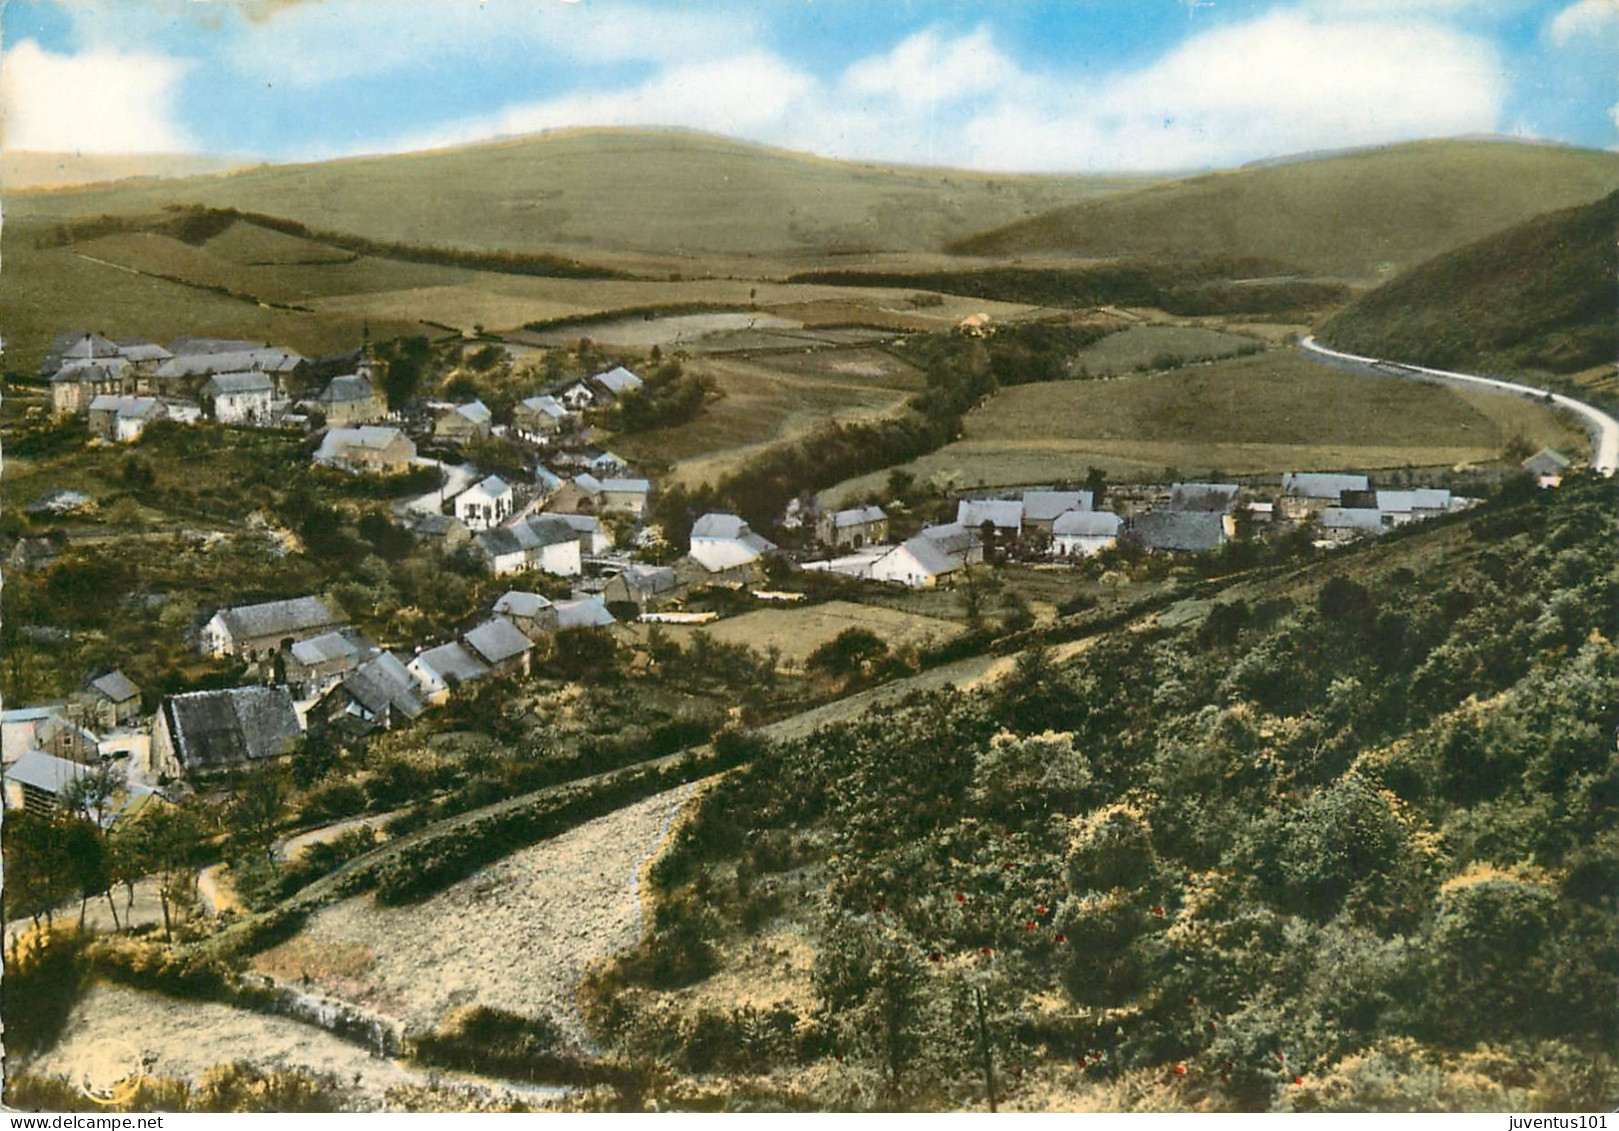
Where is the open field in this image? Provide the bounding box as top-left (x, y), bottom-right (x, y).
top-left (624, 600), bottom-right (967, 666)
top-left (6, 129), bottom-right (1150, 259)
top-left (953, 139), bottom-right (1619, 280)
top-left (1069, 324), bottom-right (1263, 376)
top-left (613, 350), bottom-right (923, 485)
top-left (821, 348), bottom-right (1583, 499)
top-left (5, 150), bottom-right (251, 189)
top-left (250, 785), bottom-right (695, 1045)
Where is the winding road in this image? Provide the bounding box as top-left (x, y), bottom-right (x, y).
top-left (1300, 336), bottom-right (1618, 477)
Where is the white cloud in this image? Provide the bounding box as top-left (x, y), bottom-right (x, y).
top-left (1547, 0), bottom-right (1619, 45)
top-left (841, 26), bottom-right (1023, 113)
top-left (0, 38), bottom-right (195, 152)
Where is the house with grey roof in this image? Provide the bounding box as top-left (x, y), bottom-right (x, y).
top-left (476, 515), bottom-right (585, 576)
top-left (1375, 489), bottom-right (1454, 524)
top-left (51, 358), bottom-right (133, 415)
top-left (602, 564), bottom-right (682, 611)
top-left (313, 652), bottom-right (424, 738)
top-left (870, 534), bottom-right (965, 589)
top-left (493, 591), bottom-right (558, 639)
top-left (41, 330), bottom-right (120, 377)
top-left (1522, 448), bottom-right (1572, 485)
top-left (4, 750), bottom-right (91, 816)
top-left (554, 595), bottom-right (617, 630)
top-left (463, 617), bottom-right (535, 677)
top-left (73, 670), bottom-right (142, 729)
top-left (286, 629), bottom-right (378, 699)
top-left (435, 400), bottom-right (493, 443)
top-left (87, 395), bottom-right (164, 442)
top-left (314, 426), bottom-right (417, 473)
top-left (816, 504), bottom-right (888, 550)
top-left (1128, 510), bottom-right (1228, 553)
top-left (1319, 506), bottom-right (1392, 541)
top-left (1021, 491), bottom-right (1093, 534)
top-left (599, 477), bottom-right (652, 517)
top-left (1052, 510), bottom-right (1122, 557)
top-left (592, 366), bottom-right (645, 399)
top-left (201, 596), bottom-right (347, 658)
top-left (151, 686), bottom-right (303, 779)
top-left (513, 394), bottom-right (570, 439)
top-left (152, 346), bottom-right (303, 396)
top-left (1279, 472), bottom-right (1371, 519)
top-left (408, 642), bottom-right (491, 704)
top-left (314, 373), bottom-right (387, 426)
top-left (1167, 482), bottom-right (1241, 513)
top-left (200, 371), bottom-right (276, 424)
top-left (957, 498), bottom-right (1024, 535)
top-left (454, 475), bottom-right (514, 531)
top-left (690, 513), bottom-right (777, 573)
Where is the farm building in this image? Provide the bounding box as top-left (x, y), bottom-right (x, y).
top-left (1021, 491), bottom-right (1093, 534)
top-left (200, 371), bottom-right (275, 424)
top-left (74, 670), bottom-right (142, 730)
top-left (493, 591), bottom-right (558, 639)
top-left (957, 498), bottom-right (1024, 535)
top-left (435, 400), bottom-right (493, 443)
top-left (1, 707), bottom-right (99, 767)
top-left (200, 595), bottom-right (347, 659)
top-left (314, 652), bottom-right (425, 737)
top-left (1129, 510), bottom-right (1227, 553)
top-left (514, 394), bottom-right (570, 439)
top-left (554, 596), bottom-right (617, 630)
top-left (1319, 507), bottom-right (1391, 541)
top-left (599, 478), bottom-right (652, 517)
top-left (690, 513), bottom-right (776, 572)
top-left (408, 642), bottom-right (490, 704)
top-left (1375, 489), bottom-right (1454, 524)
top-left (51, 360), bottom-right (132, 415)
top-left (315, 373), bottom-right (388, 426)
top-left (871, 535), bottom-right (964, 588)
top-left (463, 617), bottom-right (536, 677)
top-left (1522, 448), bottom-right (1571, 487)
top-left (476, 515), bottom-right (585, 576)
top-left (87, 395), bottom-right (164, 443)
top-left (1052, 510), bottom-right (1122, 557)
top-left (286, 630), bottom-right (378, 700)
top-left (151, 686), bottom-right (303, 779)
top-left (602, 564), bottom-right (681, 611)
top-left (151, 346), bottom-right (304, 397)
top-left (817, 505), bottom-right (888, 550)
top-left (592, 366), bottom-right (645, 399)
top-left (454, 475), bottom-right (515, 531)
top-left (547, 473), bottom-right (604, 515)
top-left (40, 330), bottom-right (120, 376)
top-left (1279, 472), bottom-right (1370, 519)
top-left (3, 750), bottom-right (91, 816)
top-left (314, 426), bottom-right (417, 473)
top-left (1167, 482), bottom-right (1241, 513)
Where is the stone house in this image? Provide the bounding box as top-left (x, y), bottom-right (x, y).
top-left (151, 686), bottom-right (303, 780)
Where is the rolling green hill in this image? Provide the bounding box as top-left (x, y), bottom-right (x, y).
top-left (5, 129), bottom-right (1149, 258)
top-left (950, 140), bottom-right (1619, 280)
top-left (1319, 190), bottom-right (1619, 382)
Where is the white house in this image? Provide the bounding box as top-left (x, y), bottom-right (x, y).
top-left (475, 515), bottom-right (585, 576)
top-left (1051, 510), bottom-right (1122, 557)
top-left (871, 535), bottom-right (962, 588)
top-left (87, 395), bottom-right (164, 442)
top-left (560, 382), bottom-right (598, 411)
top-left (407, 642), bottom-right (490, 705)
top-left (689, 513), bottom-right (776, 572)
top-left (454, 475), bottom-right (515, 531)
top-left (599, 477), bottom-right (651, 517)
top-left (200, 595), bottom-right (347, 658)
top-left (592, 366), bottom-right (644, 399)
top-left (513, 394), bottom-right (570, 440)
top-left (199, 371), bottom-right (275, 424)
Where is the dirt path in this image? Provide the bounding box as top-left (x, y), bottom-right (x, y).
top-left (252, 785), bottom-right (698, 1047)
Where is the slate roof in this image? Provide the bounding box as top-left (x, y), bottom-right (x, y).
top-left (614, 564), bottom-right (679, 593)
top-left (1375, 489), bottom-right (1451, 513)
top-left (535, 467), bottom-right (564, 491)
top-left (958, 499), bottom-right (1024, 529)
top-left (477, 514), bottom-right (582, 558)
top-left (163, 686), bottom-right (302, 773)
top-left (339, 653), bottom-right (424, 720)
top-left (168, 336), bottom-right (264, 355)
top-left (43, 331), bottom-right (119, 369)
top-left (692, 513), bottom-right (749, 539)
top-left (156, 349), bottom-right (302, 378)
top-left (918, 522), bottom-right (978, 558)
top-left (88, 395), bottom-right (160, 419)
top-left (1131, 510), bottom-right (1226, 552)
top-left (493, 591), bottom-right (554, 618)
top-left (452, 400), bottom-right (492, 425)
top-left (600, 478), bottom-right (651, 495)
top-left (316, 374), bottom-right (379, 404)
top-left (829, 504), bottom-right (886, 528)
top-left (1167, 483), bottom-right (1240, 513)
top-left (216, 596), bottom-right (344, 643)
top-left (1281, 472), bottom-right (1370, 499)
top-left (518, 395), bottom-right (568, 418)
top-left (467, 475), bottom-right (512, 499)
top-left (1052, 510), bottom-right (1122, 537)
top-left (593, 366), bottom-right (644, 396)
top-left (1022, 491), bottom-right (1092, 522)
top-left (52, 359), bottom-right (129, 383)
top-left (289, 629), bottom-right (373, 667)
top-left (572, 473), bottom-right (605, 495)
top-left (27, 490), bottom-right (93, 515)
top-left (414, 641), bottom-right (489, 685)
top-left (1320, 507), bottom-right (1389, 532)
top-left (201, 371), bottom-right (274, 396)
top-left (1521, 448), bottom-right (1572, 476)
top-left (897, 535), bottom-right (958, 577)
top-left (463, 617), bottom-right (534, 665)
top-left (114, 338), bottom-right (173, 363)
top-left (5, 749), bottom-right (86, 796)
top-left (89, 670), bottom-right (139, 703)
top-left (554, 596), bottom-right (616, 629)
top-left (315, 426), bottom-right (410, 461)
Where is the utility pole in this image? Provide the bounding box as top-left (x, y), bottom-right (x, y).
top-left (975, 985), bottom-right (998, 1113)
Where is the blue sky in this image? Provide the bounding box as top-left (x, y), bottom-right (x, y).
top-left (3, 0), bottom-right (1615, 172)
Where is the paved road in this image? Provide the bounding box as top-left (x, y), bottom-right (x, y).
top-left (1300, 335), bottom-right (1618, 477)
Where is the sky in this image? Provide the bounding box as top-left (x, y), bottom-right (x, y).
top-left (1, 0), bottom-right (1615, 173)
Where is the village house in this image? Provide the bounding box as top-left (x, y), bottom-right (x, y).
top-left (406, 512), bottom-right (474, 552)
top-left (311, 652), bottom-right (424, 738)
top-left (599, 477), bottom-right (652, 517)
top-left (560, 381), bottom-right (598, 412)
top-left (114, 337), bottom-right (174, 373)
top-left (1052, 510), bottom-right (1122, 557)
top-left (513, 394), bottom-right (570, 440)
top-left (592, 365), bottom-right (645, 399)
top-left (1522, 448), bottom-right (1572, 487)
top-left (408, 642), bottom-right (490, 705)
top-left (554, 595), bottom-right (617, 630)
top-left (1375, 489), bottom-right (1454, 525)
top-left (150, 344), bottom-right (305, 398)
top-left (40, 330), bottom-right (120, 377)
top-left (690, 513), bottom-right (777, 573)
top-left (3, 750), bottom-right (92, 816)
top-left (589, 451), bottom-right (629, 476)
top-left (1319, 506), bottom-right (1391, 541)
top-left (1, 706), bottom-right (99, 767)
top-left (463, 617), bottom-right (535, 677)
top-left (52, 360), bottom-right (133, 415)
top-left (817, 504), bottom-right (888, 550)
top-left (435, 400), bottom-right (493, 443)
top-left (314, 373), bottom-right (388, 426)
top-left (1129, 510), bottom-right (1227, 553)
top-left (200, 595), bottom-right (347, 659)
top-left (72, 670), bottom-right (142, 730)
top-left (870, 533), bottom-right (967, 589)
top-left (1167, 482), bottom-right (1241, 513)
top-left (555, 512), bottom-right (613, 554)
top-left (1021, 491), bottom-right (1093, 536)
top-left (1279, 472), bottom-right (1370, 520)
top-left (476, 514), bottom-right (585, 576)
top-left (87, 395), bottom-right (164, 443)
top-left (151, 686), bottom-right (303, 780)
top-left (314, 425), bottom-right (417, 473)
top-left (534, 466), bottom-right (565, 499)
top-left (602, 563), bottom-right (681, 611)
top-left (286, 629), bottom-right (378, 700)
top-left (493, 591), bottom-right (558, 639)
top-left (200, 371), bottom-right (276, 424)
top-left (454, 475), bottom-right (515, 531)
top-left (957, 498), bottom-right (1025, 537)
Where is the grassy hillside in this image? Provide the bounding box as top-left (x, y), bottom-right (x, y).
top-left (3, 151), bottom-right (249, 190)
top-left (1319, 190), bottom-right (1619, 383)
top-left (951, 141), bottom-right (1619, 280)
top-left (4, 129), bottom-right (1148, 258)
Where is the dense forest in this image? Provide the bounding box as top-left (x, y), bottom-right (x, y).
top-left (587, 476), bottom-right (1619, 1111)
